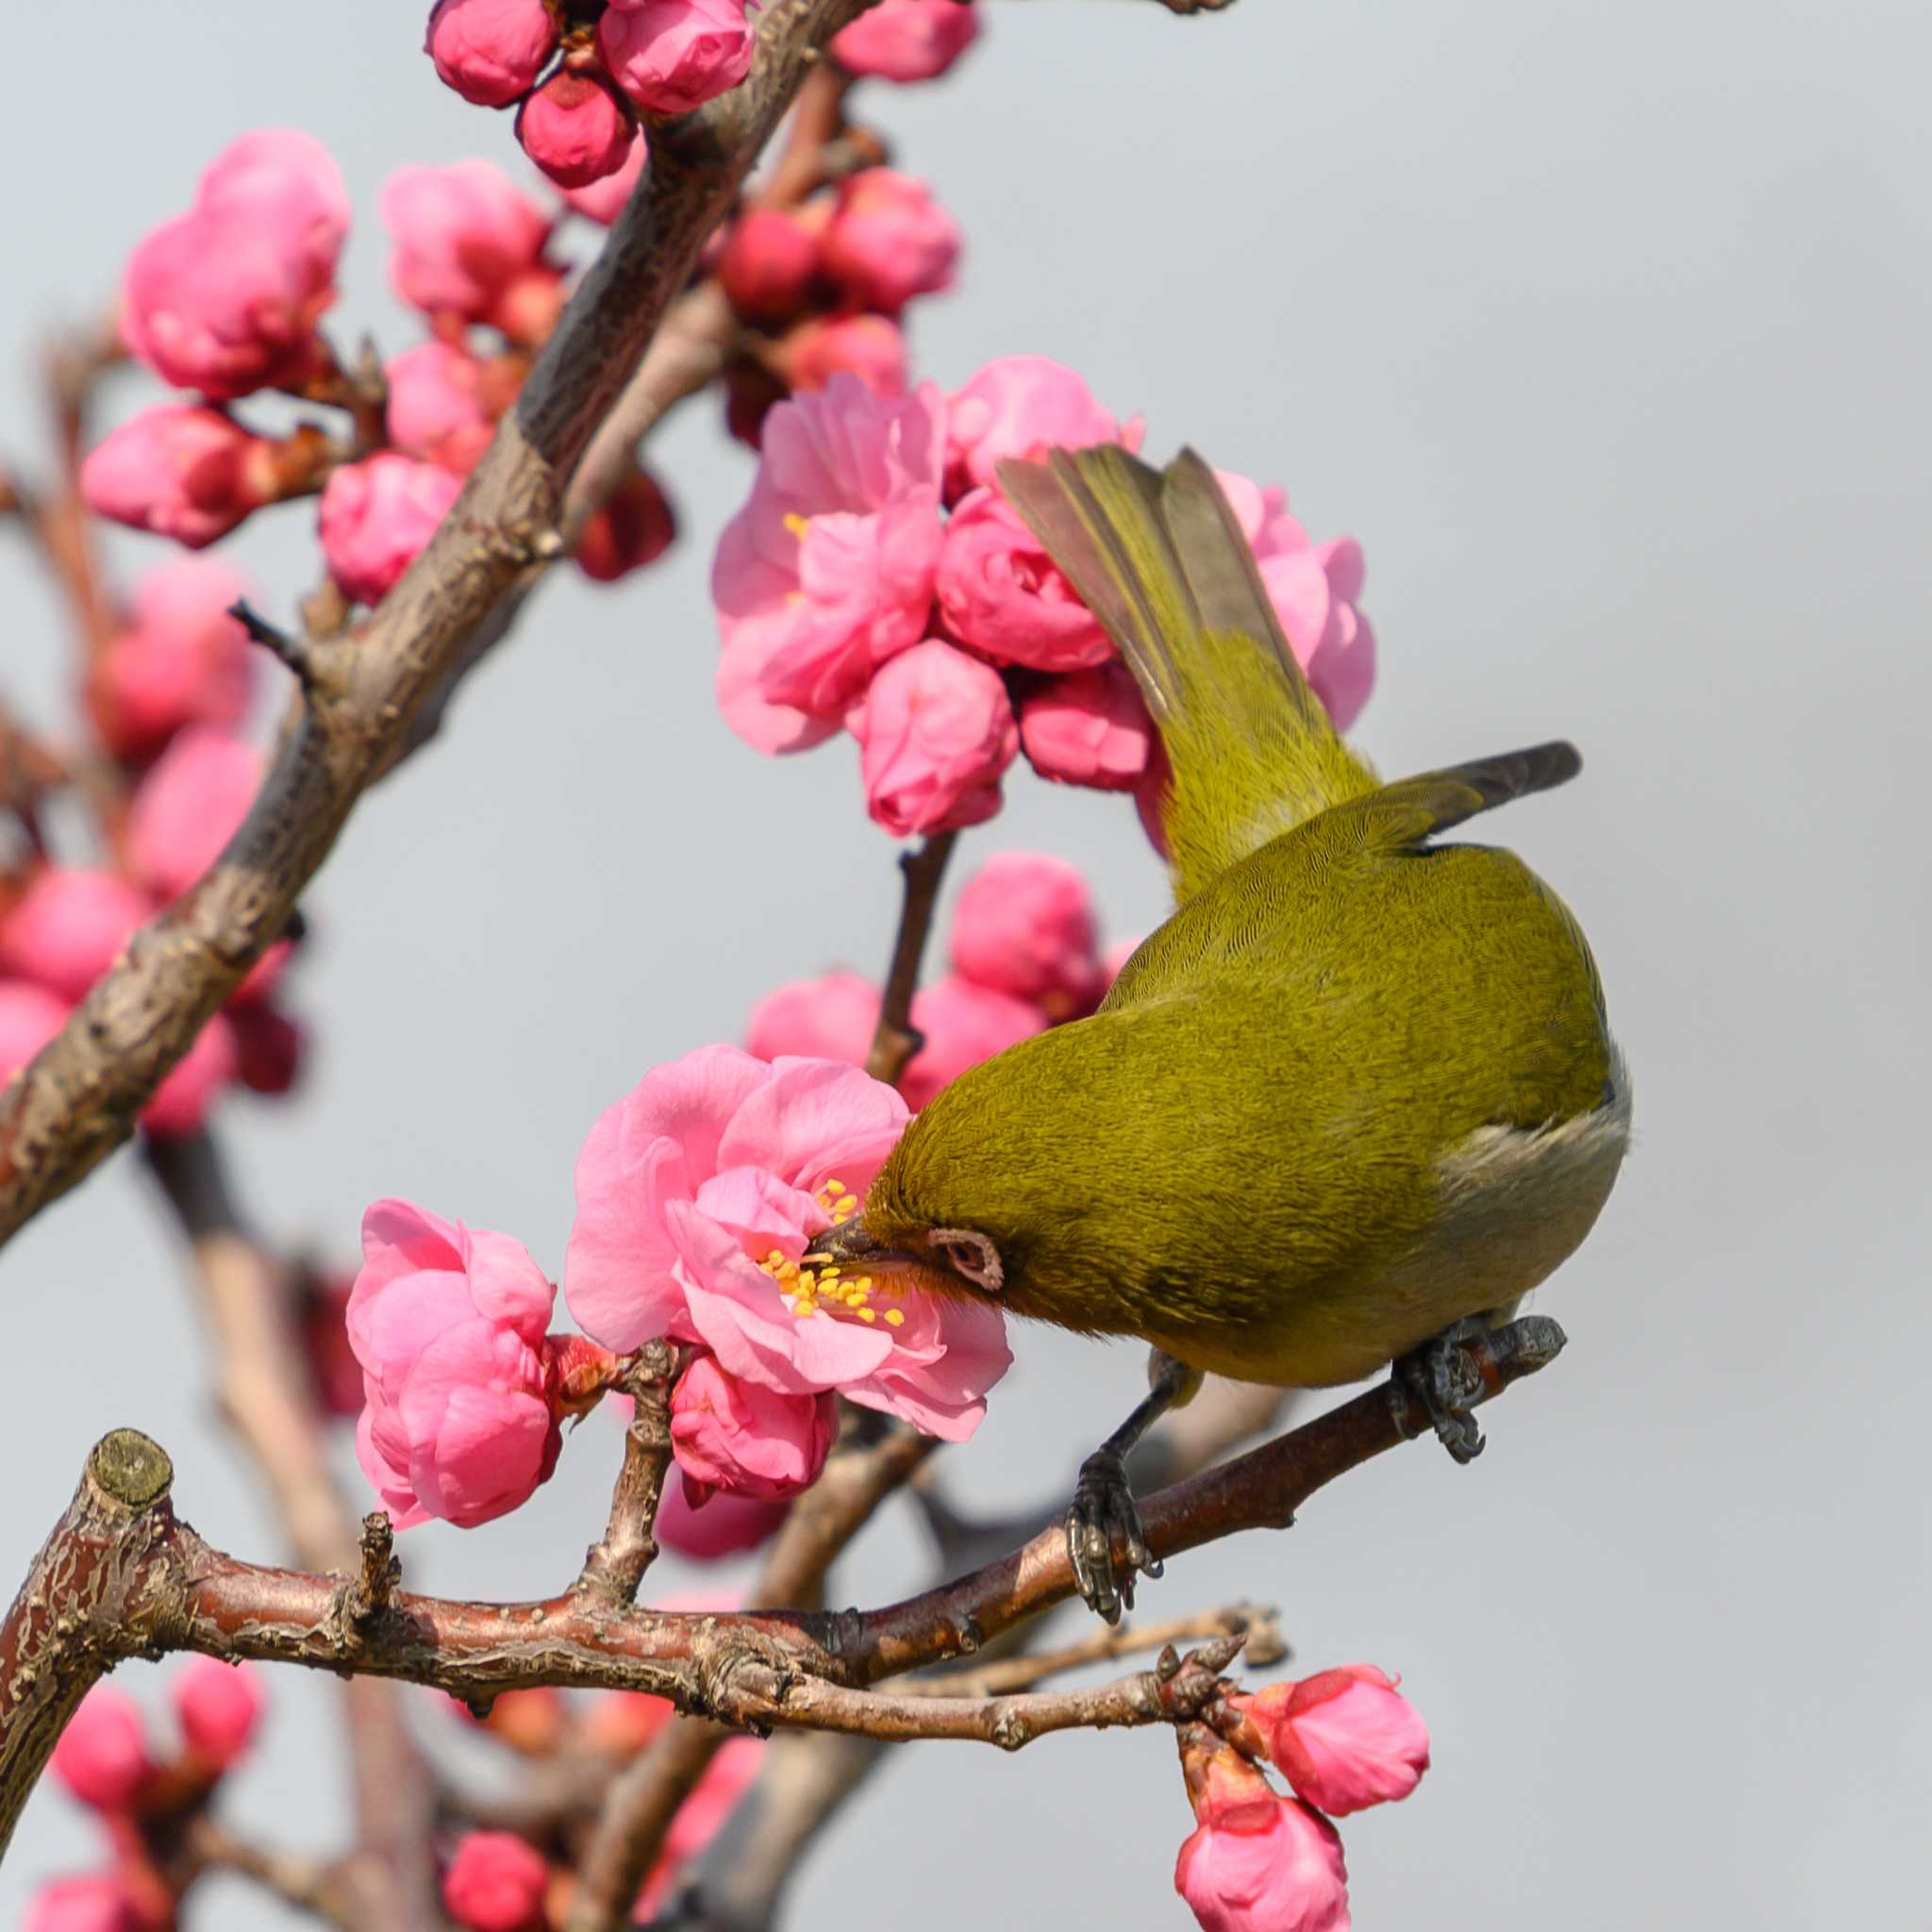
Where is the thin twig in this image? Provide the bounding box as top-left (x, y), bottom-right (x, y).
top-left (576, 1341), bottom-right (684, 1606)
top-left (866, 830), bottom-right (958, 1082)
top-left (226, 598), bottom-right (336, 693)
top-left (185, 1817), bottom-right (356, 1928)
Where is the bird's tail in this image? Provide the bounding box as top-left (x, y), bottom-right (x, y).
top-left (999, 445), bottom-right (1377, 903)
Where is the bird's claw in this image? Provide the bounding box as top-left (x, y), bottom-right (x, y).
top-left (1066, 1445), bottom-right (1161, 1624)
top-left (1394, 1318), bottom-right (1491, 1464)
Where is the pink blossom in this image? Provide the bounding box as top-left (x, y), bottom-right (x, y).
top-left (142, 1011), bottom-right (239, 1138)
top-left (655, 1475), bottom-right (789, 1559)
top-left (635, 1736), bottom-right (764, 1919)
top-left (935, 486), bottom-right (1112, 671)
top-left (442, 1831), bottom-right (549, 1932)
top-left (1229, 1666), bottom-right (1429, 1816)
top-left (716, 208), bottom-right (821, 326)
top-left (381, 160), bottom-right (554, 325)
top-left (386, 341), bottom-right (494, 474)
top-left (122, 132), bottom-right (347, 400)
top-left (86, 558), bottom-right (253, 762)
top-left (712, 375), bottom-right (947, 754)
top-left (23, 1876), bottom-right (149, 1932)
top-left (575, 467), bottom-right (676, 582)
top-left (125, 727), bottom-right (262, 903)
top-left (831, 0), bottom-right (981, 83)
top-left (0, 981), bottom-right (70, 1086)
top-left (744, 970), bottom-right (878, 1066)
top-left (172, 1657), bottom-right (265, 1771)
top-left (945, 355), bottom-right (1139, 499)
top-left (80, 405), bottom-right (275, 547)
top-left (847, 638), bottom-right (1018, 838)
top-left (950, 853), bottom-right (1103, 1016)
top-left (561, 128), bottom-right (648, 225)
top-left (228, 999), bottom-right (305, 1096)
top-left (820, 170), bottom-right (961, 314)
top-left (425, 0), bottom-right (559, 106)
top-left (0, 871), bottom-right (151, 1002)
top-left (900, 974), bottom-right (1046, 1109)
top-left (781, 312), bottom-right (908, 398)
top-left (347, 1199), bottom-right (564, 1528)
top-left (320, 453), bottom-right (463, 605)
top-left (49, 1684), bottom-right (151, 1812)
top-left (671, 1349), bottom-right (837, 1502)
top-left (598, 0), bottom-right (756, 114)
top-left (1019, 661), bottom-right (1155, 791)
top-left (1175, 1738), bottom-right (1350, 1932)
top-left (565, 1045), bottom-right (1009, 1439)
top-left (516, 69), bottom-right (634, 190)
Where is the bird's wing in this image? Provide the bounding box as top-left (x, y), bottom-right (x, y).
top-left (1317, 742), bottom-right (1585, 852)
top-left (998, 445), bottom-right (1377, 904)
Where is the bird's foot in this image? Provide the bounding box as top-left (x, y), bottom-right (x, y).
top-left (1066, 1445), bottom-right (1161, 1625)
top-left (1391, 1314), bottom-right (1569, 1463)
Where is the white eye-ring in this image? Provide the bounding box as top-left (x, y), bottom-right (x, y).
top-left (927, 1227), bottom-right (1003, 1293)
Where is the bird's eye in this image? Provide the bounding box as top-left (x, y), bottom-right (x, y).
top-left (927, 1227), bottom-right (1003, 1293)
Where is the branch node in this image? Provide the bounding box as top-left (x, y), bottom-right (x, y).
top-left (334, 1512), bottom-right (398, 1650)
top-left (227, 599), bottom-right (330, 693)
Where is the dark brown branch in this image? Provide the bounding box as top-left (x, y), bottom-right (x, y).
top-left (0, 0), bottom-right (879, 1252)
top-left (227, 598), bottom-right (333, 693)
top-left (865, 830), bottom-right (958, 1083)
top-left (184, 1817), bottom-right (356, 1928)
top-left (576, 1341), bottom-right (684, 1606)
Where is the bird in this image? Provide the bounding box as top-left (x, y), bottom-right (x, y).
top-left (808, 444), bottom-right (1629, 1621)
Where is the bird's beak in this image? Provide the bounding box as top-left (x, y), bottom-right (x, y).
top-left (803, 1216), bottom-right (935, 1288)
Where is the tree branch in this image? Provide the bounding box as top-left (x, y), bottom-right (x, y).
top-left (0, 0), bottom-right (878, 1252)
top-left (575, 1341), bottom-right (684, 1607)
top-left (865, 830), bottom-right (958, 1083)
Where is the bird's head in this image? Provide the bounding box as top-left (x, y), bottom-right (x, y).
top-left (803, 1209), bottom-right (1008, 1307)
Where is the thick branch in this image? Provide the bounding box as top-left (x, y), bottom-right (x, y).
top-left (0, 0), bottom-right (875, 1251)
top-left (865, 831), bottom-right (958, 1083)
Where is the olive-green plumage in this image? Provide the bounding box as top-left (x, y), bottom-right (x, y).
top-left (852, 446), bottom-right (1627, 1390)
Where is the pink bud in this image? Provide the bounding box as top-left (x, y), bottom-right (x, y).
top-left (670, 1351), bottom-right (838, 1502)
top-left (385, 341), bottom-right (494, 475)
top-left (901, 973), bottom-right (1046, 1108)
top-left (347, 1199), bottom-right (562, 1528)
top-left (227, 1000), bottom-right (306, 1096)
top-left (831, 0), bottom-right (981, 83)
top-left (575, 467), bottom-right (676, 582)
top-left (49, 1684), bottom-right (151, 1812)
top-left (946, 354), bottom-right (1137, 500)
top-left (23, 1875), bottom-right (149, 1932)
top-left (744, 969), bottom-right (879, 1065)
top-left (655, 1476), bottom-right (789, 1559)
top-left (847, 638), bottom-right (1017, 838)
top-left (319, 453), bottom-right (463, 605)
top-left (381, 161), bottom-right (554, 324)
top-left (515, 69), bottom-right (635, 190)
top-left (142, 1011), bottom-right (239, 1138)
top-left (194, 129), bottom-right (352, 269)
top-left (716, 208), bottom-right (821, 326)
top-left (820, 170), bottom-right (960, 314)
top-left (560, 128), bottom-right (648, 225)
top-left (172, 1656), bottom-right (265, 1771)
top-left (782, 312), bottom-right (908, 396)
top-left (936, 486), bottom-right (1113, 671)
top-left (1019, 661), bottom-right (1154, 791)
top-left (0, 871), bottom-right (151, 1003)
top-left (950, 853), bottom-right (1102, 1016)
top-left (125, 726), bottom-right (263, 903)
top-left (0, 981), bottom-right (69, 1087)
top-left (80, 406), bottom-right (275, 547)
top-left (598, 0), bottom-right (756, 114)
top-left (442, 1831), bottom-right (549, 1932)
top-left (425, 0), bottom-right (559, 106)
top-left (1230, 1667), bottom-right (1429, 1816)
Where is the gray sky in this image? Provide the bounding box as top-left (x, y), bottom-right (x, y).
top-left (4, 0), bottom-right (1929, 1924)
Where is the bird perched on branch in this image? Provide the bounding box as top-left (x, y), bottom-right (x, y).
top-left (810, 445), bottom-right (1628, 1621)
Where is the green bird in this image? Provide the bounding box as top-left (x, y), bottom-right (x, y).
top-left (811, 445), bottom-right (1628, 1621)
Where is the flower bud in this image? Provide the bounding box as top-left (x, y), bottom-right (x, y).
top-left (655, 1477), bottom-right (790, 1559)
top-left (1227, 1666), bottom-right (1429, 1816)
top-left (1019, 662), bottom-right (1154, 791)
top-left (820, 170), bottom-right (960, 314)
top-left (319, 454), bottom-right (463, 605)
top-left (142, 1012), bottom-right (240, 1138)
top-left (716, 208), bottom-right (822, 327)
top-left (125, 727), bottom-right (262, 904)
top-left (227, 999), bottom-right (305, 1096)
top-left (781, 312), bottom-right (908, 396)
top-left (80, 406), bottom-right (275, 548)
top-left (744, 969), bottom-right (879, 1066)
top-left (299, 1271), bottom-right (363, 1419)
top-left (671, 1351), bottom-right (839, 1502)
top-left (385, 341), bottom-right (495, 475)
top-left (0, 981), bottom-right (70, 1089)
top-left (49, 1685), bottom-right (152, 1813)
top-left (172, 1656), bottom-right (265, 1772)
top-left (900, 973), bottom-right (1047, 1108)
top-left (515, 69), bottom-right (634, 190)
top-left (847, 638), bottom-right (1017, 837)
top-left (936, 486), bottom-right (1113, 671)
top-left (23, 1875), bottom-right (150, 1932)
top-left (425, 0), bottom-right (558, 107)
top-left (950, 853), bottom-right (1103, 1016)
top-left (831, 0), bottom-right (981, 83)
top-left (575, 467), bottom-right (676, 582)
top-left (381, 161), bottom-right (553, 324)
top-left (560, 129), bottom-right (648, 225)
top-left (0, 871), bottom-right (152, 1003)
top-left (442, 1831), bottom-right (549, 1932)
top-left (598, 0), bottom-right (756, 114)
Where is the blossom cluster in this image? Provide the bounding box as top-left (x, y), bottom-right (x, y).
top-left (0, 558), bottom-right (308, 1132)
top-left (1176, 1665), bottom-right (1432, 1932)
top-left (712, 357), bottom-right (1376, 840)
top-left (748, 849), bottom-right (1135, 1108)
top-left (82, 132), bottom-right (673, 600)
top-left (27, 1666), bottom-right (266, 1932)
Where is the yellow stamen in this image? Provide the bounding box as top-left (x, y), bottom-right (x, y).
top-left (857, 1307), bottom-right (876, 1323)
top-left (884, 1308), bottom-right (905, 1326)
top-left (784, 511), bottom-right (811, 541)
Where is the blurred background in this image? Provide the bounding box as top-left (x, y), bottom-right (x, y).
top-left (4, 0), bottom-right (1929, 1924)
